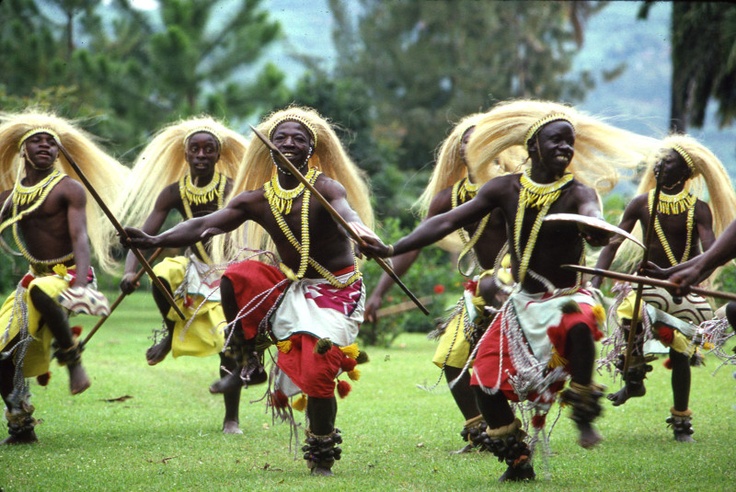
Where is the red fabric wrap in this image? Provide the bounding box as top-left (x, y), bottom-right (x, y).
top-left (277, 333), bottom-right (347, 398)
top-left (222, 261), bottom-right (287, 339)
top-left (471, 301), bottom-right (602, 402)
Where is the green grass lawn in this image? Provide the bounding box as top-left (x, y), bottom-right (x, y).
top-left (1, 292), bottom-right (735, 491)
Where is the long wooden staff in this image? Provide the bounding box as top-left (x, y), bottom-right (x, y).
top-left (250, 125), bottom-right (430, 315)
top-left (564, 264), bottom-right (736, 302)
top-left (81, 247), bottom-right (164, 348)
top-left (621, 177), bottom-right (663, 376)
top-left (56, 144), bottom-right (185, 320)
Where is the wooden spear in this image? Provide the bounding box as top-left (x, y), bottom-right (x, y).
top-left (250, 125), bottom-right (430, 315)
top-left (563, 264), bottom-right (736, 302)
top-left (621, 177), bottom-right (663, 376)
top-left (56, 143), bottom-right (185, 320)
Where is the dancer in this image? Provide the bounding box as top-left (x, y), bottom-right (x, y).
top-left (115, 117), bottom-right (248, 434)
top-left (122, 106), bottom-right (374, 476)
top-left (0, 111), bottom-right (127, 444)
top-left (360, 100), bottom-right (652, 481)
top-left (592, 134), bottom-right (736, 441)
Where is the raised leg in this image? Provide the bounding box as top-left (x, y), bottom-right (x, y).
top-left (29, 286), bottom-right (89, 395)
top-left (148, 277), bottom-right (175, 365)
top-left (563, 323), bottom-right (603, 449)
top-left (607, 322), bottom-right (648, 406)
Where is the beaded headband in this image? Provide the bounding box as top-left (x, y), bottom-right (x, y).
top-left (18, 127), bottom-right (60, 149)
top-left (671, 144), bottom-right (696, 172)
top-left (268, 114), bottom-right (318, 148)
top-left (524, 114), bottom-right (573, 144)
top-left (183, 127), bottom-right (223, 148)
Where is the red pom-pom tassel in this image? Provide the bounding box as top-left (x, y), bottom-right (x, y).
top-left (663, 357), bottom-right (673, 370)
top-left (340, 357), bottom-right (357, 372)
top-left (657, 326), bottom-right (674, 345)
top-left (337, 380), bottom-right (352, 398)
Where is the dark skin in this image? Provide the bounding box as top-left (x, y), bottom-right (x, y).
top-left (592, 150), bottom-right (714, 420)
top-left (361, 120), bottom-right (608, 450)
top-left (364, 126), bottom-right (507, 433)
top-left (123, 122), bottom-right (363, 277)
top-left (0, 132), bottom-right (92, 443)
top-left (118, 131), bottom-right (242, 433)
top-left (123, 121), bottom-right (367, 471)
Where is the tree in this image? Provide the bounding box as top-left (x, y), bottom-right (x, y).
top-left (639, 1), bottom-right (736, 132)
top-left (328, 0), bottom-right (604, 171)
top-left (0, 0), bottom-right (288, 155)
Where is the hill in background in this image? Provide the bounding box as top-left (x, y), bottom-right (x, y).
top-left (264, 0), bottom-right (736, 178)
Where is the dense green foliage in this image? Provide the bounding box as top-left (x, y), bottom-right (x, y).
top-left (640, 1), bottom-right (736, 132)
top-left (0, 0), bottom-right (288, 155)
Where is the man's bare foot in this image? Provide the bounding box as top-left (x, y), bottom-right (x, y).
top-left (146, 337), bottom-right (172, 366)
top-left (675, 433), bottom-right (695, 443)
top-left (451, 443), bottom-right (475, 454)
top-left (607, 383), bottom-right (645, 406)
top-left (0, 430), bottom-right (38, 445)
top-left (209, 371), bottom-right (243, 394)
top-left (576, 421), bottom-right (603, 449)
top-left (222, 420), bottom-right (243, 435)
top-left (310, 466), bottom-right (334, 477)
top-left (68, 363), bottom-right (91, 395)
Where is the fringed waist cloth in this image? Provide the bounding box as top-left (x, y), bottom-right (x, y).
top-left (273, 266), bottom-right (364, 398)
top-left (222, 261), bottom-right (364, 399)
top-left (0, 264), bottom-right (96, 377)
top-left (222, 260), bottom-right (290, 340)
top-left (470, 288), bottom-right (604, 404)
top-left (614, 284), bottom-right (710, 356)
top-left (153, 255), bottom-right (225, 358)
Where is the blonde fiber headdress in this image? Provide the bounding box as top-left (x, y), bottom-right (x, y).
top-left (116, 116), bottom-right (248, 234)
top-left (418, 112), bottom-right (525, 253)
top-left (616, 133), bottom-right (736, 280)
top-left (467, 99), bottom-right (657, 194)
top-left (0, 110), bottom-right (130, 273)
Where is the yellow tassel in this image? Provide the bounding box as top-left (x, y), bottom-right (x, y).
top-left (548, 349), bottom-right (568, 369)
top-left (501, 253), bottom-right (512, 269)
top-left (277, 340), bottom-right (292, 353)
top-left (703, 342), bottom-right (714, 350)
top-left (292, 394), bottom-right (307, 412)
top-left (53, 264), bottom-right (68, 278)
top-left (592, 304), bottom-right (606, 325)
top-left (348, 369), bottom-right (361, 381)
top-left (340, 343), bottom-right (360, 359)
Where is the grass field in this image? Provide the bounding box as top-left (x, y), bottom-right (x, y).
top-left (0, 292), bottom-right (735, 491)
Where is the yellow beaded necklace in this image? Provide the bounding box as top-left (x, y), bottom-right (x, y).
top-left (179, 172), bottom-right (227, 264)
top-left (264, 167), bottom-right (319, 215)
top-left (649, 190), bottom-right (695, 266)
top-left (514, 171), bottom-right (573, 283)
top-left (266, 169), bottom-right (360, 288)
top-left (179, 171), bottom-right (225, 207)
top-left (452, 178), bottom-right (490, 276)
top-left (0, 171), bottom-right (74, 266)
